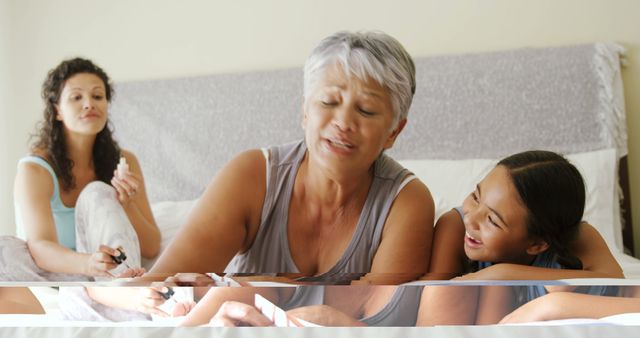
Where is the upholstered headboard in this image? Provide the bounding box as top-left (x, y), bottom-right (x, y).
top-left (110, 43), bottom-right (631, 252)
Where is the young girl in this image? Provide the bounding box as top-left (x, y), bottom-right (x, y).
top-left (420, 149), bottom-right (624, 325)
top-left (188, 150), bottom-right (625, 326)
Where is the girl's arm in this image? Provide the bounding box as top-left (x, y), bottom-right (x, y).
top-left (149, 150), bottom-right (266, 275)
top-left (15, 162), bottom-right (118, 276)
top-left (114, 150), bottom-right (161, 258)
top-left (423, 209), bottom-right (468, 279)
top-left (457, 223), bottom-right (624, 280)
top-left (500, 290), bottom-right (640, 323)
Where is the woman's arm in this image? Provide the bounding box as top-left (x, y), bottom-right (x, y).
top-left (15, 162), bottom-right (117, 276)
top-left (286, 305), bottom-right (366, 326)
top-left (500, 290), bottom-right (640, 323)
top-left (416, 286), bottom-right (479, 325)
top-left (360, 179), bottom-right (434, 284)
top-left (149, 150), bottom-right (266, 275)
top-left (474, 286), bottom-right (516, 324)
top-left (85, 286), bottom-right (170, 317)
top-left (115, 150), bottom-right (161, 258)
top-left (0, 287), bottom-right (44, 314)
top-left (180, 287), bottom-right (282, 326)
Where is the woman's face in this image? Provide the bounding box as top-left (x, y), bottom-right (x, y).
top-left (461, 165), bottom-right (546, 264)
top-left (302, 63), bottom-right (405, 176)
top-left (55, 73), bottom-right (108, 137)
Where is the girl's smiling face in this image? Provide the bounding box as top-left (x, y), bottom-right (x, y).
top-left (461, 165), bottom-right (548, 264)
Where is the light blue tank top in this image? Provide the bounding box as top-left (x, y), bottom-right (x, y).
top-left (15, 156), bottom-right (76, 250)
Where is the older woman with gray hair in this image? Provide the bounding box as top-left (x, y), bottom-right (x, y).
top-left (150, 30), bottom-right (434, 284)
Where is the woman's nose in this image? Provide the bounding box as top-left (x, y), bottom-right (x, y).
top-left (83, 98), bottom-right (94, 110)
top-left (332, 106), bottom-right (355, 131)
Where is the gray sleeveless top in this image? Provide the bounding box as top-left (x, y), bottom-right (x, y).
top-left (280, 285), bottom-right (423, 326)
top-left (225, 140), bottom-right (410, 281)
top-left (361, 286), bottom-right (423, 326)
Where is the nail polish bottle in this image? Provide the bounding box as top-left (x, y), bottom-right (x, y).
top-left (117, 157), bottom-right (129, 179)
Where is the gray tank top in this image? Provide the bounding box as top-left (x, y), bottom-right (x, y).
top-left (225, 140), bottom-right (410, 281)
top-left (280, 285), bottom-right (423, 326)
top-left (361, 286), bottom-right (423, 326)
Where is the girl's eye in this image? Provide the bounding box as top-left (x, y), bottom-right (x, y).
top-left (488, 215), bottom-right (499, 227)
top-left (72, 95), bottom-right (82, 101)
top-left (471, 192), bottom-right (479, 203)
top-left (93, 95), bottom-right (104, 100)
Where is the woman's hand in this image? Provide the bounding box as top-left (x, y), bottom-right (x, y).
top-left (209, 301), bottom-right (274, 327)
top-left (131, 286), bottom-right (171, 317)
top-left (164, 273), bottom-right (214, 286)
top-left (286, 305), bottom-right (363, 327)
top-left (84, 245), bottom-right (120, 277)
top-left (172, 301), bottom-right (197, 317)
top-left (116, 267), bottom-right (146, 278)
top-left (499, 293), bottom-right (560, 324)
top-left (111, 170), bottom-right (141, 206)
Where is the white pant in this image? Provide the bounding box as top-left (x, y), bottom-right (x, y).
top-left (0, 181), bottom-right (141, 281)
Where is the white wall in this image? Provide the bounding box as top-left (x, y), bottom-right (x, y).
top-left (0, 0), bottom-right (13, 234)
top-left (2, 0), bottom-right (640, 254)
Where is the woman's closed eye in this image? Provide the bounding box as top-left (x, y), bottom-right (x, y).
top-left (358, 107), bottom-right (375, 116)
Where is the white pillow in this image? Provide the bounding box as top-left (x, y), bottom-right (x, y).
top-left (143, 199), bottom-right (198, 270)
top-left (399, 148), bottom-right (623, 254)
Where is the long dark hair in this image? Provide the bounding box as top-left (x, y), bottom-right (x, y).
top-left (32, 57), bottom-right (120, 191)
top-left (498, 150), bottom-right (585, 269)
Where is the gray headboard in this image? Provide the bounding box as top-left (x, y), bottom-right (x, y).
top-left (110, 43), bottom-right (627, 204)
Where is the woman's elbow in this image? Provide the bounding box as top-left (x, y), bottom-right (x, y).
top-left (25, 240), bottom-right (52, 269)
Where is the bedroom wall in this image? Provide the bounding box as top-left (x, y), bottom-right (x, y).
top-left (1, 0), bottom-right (640, 256)
top-left (0, 0), bottom-right (12, 238)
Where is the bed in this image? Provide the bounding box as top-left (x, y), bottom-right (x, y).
top-left (106, 41), bottom-right (638, 277)
top-left (3, 42), bottom-right (638, 333)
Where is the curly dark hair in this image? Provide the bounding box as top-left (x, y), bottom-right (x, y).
top-left (498, 150), bottom-right (586, 270)
top-left (31, 57), bottom-right (121, 191)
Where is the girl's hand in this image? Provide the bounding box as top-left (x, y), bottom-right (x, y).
top-left (499, 293), bottom-right (560, 324)
top-left (132, 287), bottom-right (171, 317)
top-left (111, 170), bottom-right (141, 206)
top-left (209, 301), bottom-right (274, 327)
top-left (84, 245), bottom-right (120, 277)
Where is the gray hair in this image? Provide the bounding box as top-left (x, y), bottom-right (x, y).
top-left (303, 31), bottom-right (416, 127)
